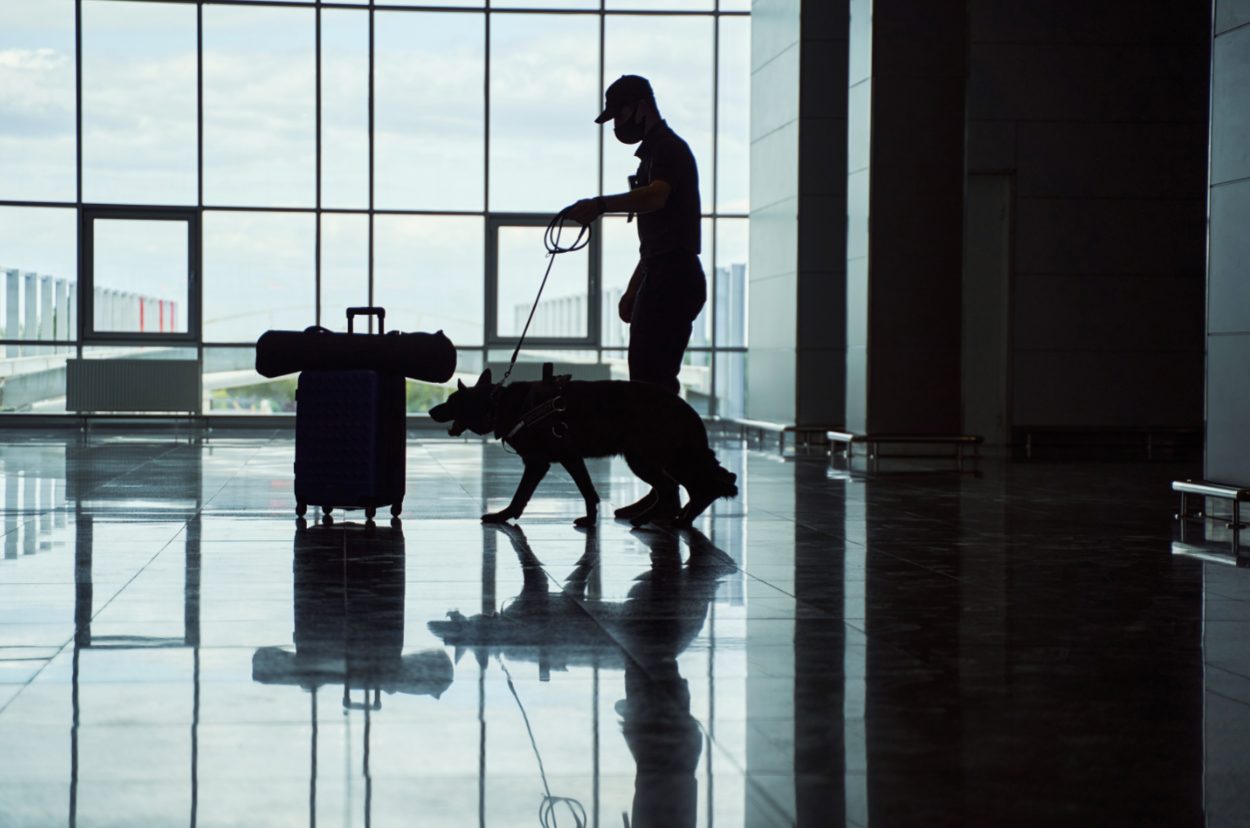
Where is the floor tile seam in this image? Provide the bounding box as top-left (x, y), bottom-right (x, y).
top-left (419, 444), bottom-right (481, 503)
top-left (1205, 661), bottom-right (1250, 685)
top-left (0, 633), bottom-right (73, 718)
top-left (824, 466), bottom-right (1181, 521)
top-left (1205, 685), bottom-right (1250, 712)
top-left (63, 439), bottom-right (191, 503)
top-left (738, 534), bottom-right (960, 589)
top-left (0, 447), bottom-right (210, 717)
top-left (194, 432), bottom-right (286, 516)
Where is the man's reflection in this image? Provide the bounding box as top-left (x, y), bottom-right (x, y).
top-left (429, 523), bottom-right (736, 828)
top-left (253, 519), bottom-right (453, 703)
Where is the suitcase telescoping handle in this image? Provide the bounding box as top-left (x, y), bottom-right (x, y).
top-left (346, 306), bottom-right (385, 334)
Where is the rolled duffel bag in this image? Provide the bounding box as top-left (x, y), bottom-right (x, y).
top-left (255, 307), bottom-right (456, 382)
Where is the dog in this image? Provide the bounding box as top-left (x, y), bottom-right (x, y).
top-left (428, 368), bottom-right (738, 527)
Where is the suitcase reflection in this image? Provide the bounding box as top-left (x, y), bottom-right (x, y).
top-left (252, 518), bottom-right (453, 704)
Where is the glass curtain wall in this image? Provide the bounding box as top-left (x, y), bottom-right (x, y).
top-left (0, 0), bottom-right (749, 417)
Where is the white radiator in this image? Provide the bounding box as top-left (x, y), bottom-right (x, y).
top-left (66, 359), bottom-right (201, 413)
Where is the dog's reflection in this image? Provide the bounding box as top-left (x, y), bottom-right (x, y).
top-left (253, 520), bottom-right (453, 704)
top-left (430, 523), bottom-right (737, 828)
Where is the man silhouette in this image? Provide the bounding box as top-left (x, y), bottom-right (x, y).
top-left (566, 74), bottom-right (706, 522)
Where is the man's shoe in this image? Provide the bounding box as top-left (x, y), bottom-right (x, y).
top-left (614, 491), bottom-right (657, 519)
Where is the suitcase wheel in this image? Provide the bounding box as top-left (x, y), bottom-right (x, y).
top-left (295, 502), bottom-right (306, 517)
top-left (365, 506), bottom-right (377, 520)
top-left (390, 503), bottom-right (402, 518)
top-left (322, 513), bottom-right (334, 527)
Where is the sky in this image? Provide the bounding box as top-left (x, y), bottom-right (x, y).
top-left (0, 0), bottom-right (749, 349)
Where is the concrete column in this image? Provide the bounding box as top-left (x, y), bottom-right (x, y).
top-left (4, 269), bottom-right (18, 357)
top-left (4, 470), bottom-right (16, 559)
top-left (845, 0), bottom-right (967, 434)
top-left (1206, 1), bottom-right (1250, 485)
top-left (40, 476), bottom-right (52, 537)
top-left (99, 288), bottom-right (110, 331)
top-left (748, 0), bottom-right (849, 426)
top-left (67, 282), bottom-right (76, 343)
top-left (23, 272), bottom-right (37, 356)
top-left (39, 276), bottom-right (53, 341)
top-left (54, 279), bottom-right (68, 350)
top-left (22, 473), bottom-right (35, 555)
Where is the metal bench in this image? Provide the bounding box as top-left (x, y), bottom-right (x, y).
top-left (717, 418), bottom-right (836, 452)
top-left (827, 431), bottom-right (983, 468)
top-left (1172, 479), bottom-right (1250, 532)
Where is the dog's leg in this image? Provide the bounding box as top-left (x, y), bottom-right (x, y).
top-left (561, 457), bottom-right (600, 528)
top-left (623, 453), bottom-right (681, 527)
top-left (482, 460), bottom-right (549, 523)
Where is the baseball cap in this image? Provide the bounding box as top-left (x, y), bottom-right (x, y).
top-left (594, 75), bottom-right (654, 124)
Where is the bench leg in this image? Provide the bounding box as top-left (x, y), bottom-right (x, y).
top-left (1230, 500), bottom-right (1245, 532)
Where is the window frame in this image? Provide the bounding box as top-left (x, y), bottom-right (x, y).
top-left (79, 205), bottom-right (201, 345)
top-left (485, 212), bottom-right (602, 349)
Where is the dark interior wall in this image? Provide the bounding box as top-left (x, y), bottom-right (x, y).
top-left (964, 1), bottom-right (1210, 431)
top-left (1206, 0), bottom-right (1250, 485)
top-left (795, 2), bottom-right (849, 428)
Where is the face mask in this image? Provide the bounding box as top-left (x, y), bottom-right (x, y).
top-left (613, 104), bottom-right (647, 145)
top-left (614, 119), bottom-right (646, 144)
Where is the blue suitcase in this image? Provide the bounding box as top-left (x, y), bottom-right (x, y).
top-left (293, 368), bottom-right (407, 520)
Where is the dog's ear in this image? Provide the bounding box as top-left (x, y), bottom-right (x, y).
top-left (476, 368), bottom-right (493, 388)
top-left (457, 378), bottom-right (466, 391)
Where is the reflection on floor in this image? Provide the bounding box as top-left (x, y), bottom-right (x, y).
top-left (0, 429), bottom-right (1245, 826)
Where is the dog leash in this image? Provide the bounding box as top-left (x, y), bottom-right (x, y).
top-left (499, 209), bottom-right (592, 388)
top-left (496, 655), bottom-right (588, 828)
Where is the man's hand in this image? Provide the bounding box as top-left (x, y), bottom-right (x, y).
top-left (564, 198), bottom-right (602, 226)
top-left (618, 290), bottom-right (636, 324)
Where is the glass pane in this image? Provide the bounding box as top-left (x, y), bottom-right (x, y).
top-left (694, 216), bottom-right (712, 345)
top-left (82, 1), bottom-right (197, 205)
top-left (493, 0), bottom-right (597, 7)
top-left (377, 0), bottom-right (480, 6)
top-left (321, 10), bottom-right (369, 210)
top-left (0, 345), bottom-right (67, 412)
top-left (91, 219), bottom-right (189, 335)
top-left (0, 207), bottom-right (77, 345)
top-left (721, 0), bottom-right (752, 11)
top-left (203, 211), bottom-right (316, 343)
top-left (319, 213), bottom-right (368, 331)
top-left (490, 15), bottom-right (599, 213)
top-left (601, 215), bottom-right (710, 355)
top-left (683, 349), bottom-right (711, 414)
top-left (606, 1), bottom-right (715, 9)
top-left (714, 351), bottom-right (745, 417)
top-left (713, 217), bottom-right (747, 346)
top-left (0, 1), bottom-right (76, 202)
top-left (203, 6), bottom-right (316, 208)
top-left (599, 217), bottom-right (636, 350)
top-left (373, 215), bottom-right (483, 347)
top-left (496, 225), bottom-right (589, 339)
top-left (604, 15), bottom-right (715, 213)
top-left (204, 346), bottom-right (294, 415)
top-left (717, 16), bottom-right (750, 213)
top-left (375, 12), bottom-right (484, 211)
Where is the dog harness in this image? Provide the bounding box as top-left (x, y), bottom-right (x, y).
top-left (503, 395), bottom-right (568, 442)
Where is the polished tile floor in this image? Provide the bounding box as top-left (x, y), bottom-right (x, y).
top-left (0, 428), bottom-right (1246, 827)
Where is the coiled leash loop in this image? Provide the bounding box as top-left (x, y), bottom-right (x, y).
top-left (499, 209), bottom-right (592, 389)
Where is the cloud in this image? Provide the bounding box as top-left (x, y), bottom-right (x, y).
top-left (0, 48), bottom-right (74, 138)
